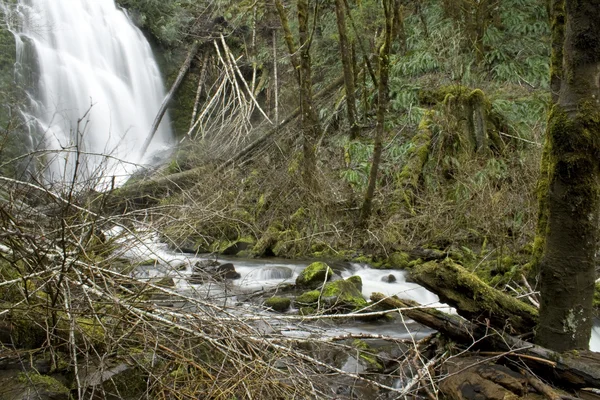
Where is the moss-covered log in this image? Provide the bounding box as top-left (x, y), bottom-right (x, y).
top-left (371, 292), bottom-right (600, 389)
top-left (394, 110), bottom-right (433, 212)
top-left (408, 259), bottom-right (538, 336)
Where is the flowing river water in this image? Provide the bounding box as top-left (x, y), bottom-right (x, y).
top-left (120, 234), bottom-right (600, 352)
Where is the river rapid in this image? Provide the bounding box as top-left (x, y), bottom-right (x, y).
top-left (118, 232), bottom-right (600, 352)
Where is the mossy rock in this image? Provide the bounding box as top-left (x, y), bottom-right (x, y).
top-left (295, 262), bottom-right (334, 289)
top-left (252, 224), bottom-right (282, 257)
top-left (216, 236), bottom-right (256, 256)
top-left (388, 252), bottom-right (412, 269)
top-left (351, 339), bottom-right (384, 372)
top-left (6, 372), bottom-right (71, 400)
top-left (346, 275), bottom-right (363, 292)
top-left (294, 278), bottom-right (367, 313)
top-left (264, 296), bottom-right (291, 312)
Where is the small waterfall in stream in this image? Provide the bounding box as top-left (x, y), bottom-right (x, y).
top-left (3, 0), bottom-right (172, 186)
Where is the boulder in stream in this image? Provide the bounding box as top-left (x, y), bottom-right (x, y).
top-left (381, 274), bottom-right (397, 283)
top-left (295, 262), bottom-right (334, 289)
top-left (190, 260), bottom-right (241, 282)
top-left (295, 278), bottom-right (367, 313)
top-left (263, 296), bottom-right (291, 312)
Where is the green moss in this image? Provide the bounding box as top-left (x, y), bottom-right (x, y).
top-left (594, 283), bottom-right (600, 311)
top-left (388, 252), bottom-right (411, 269)
top-left (346, 275), bottom-right (362, 292)
top-left (418, 84), bottom-right (471, 106)
top-left (18, 372), bottom-right (69, 395)
top-left (264, 296), bottom-right (291, 312)
top-left (394, 110), bottom-right (433, 211)
top-left (295, 262), bottom-right (334, 289)
top-left (294, 278), bottom-right (367, 312)
top-left (351, 339), bottom-right (384, 372)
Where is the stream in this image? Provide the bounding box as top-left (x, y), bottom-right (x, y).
top-left (119, 233), bottom-right (600, 352)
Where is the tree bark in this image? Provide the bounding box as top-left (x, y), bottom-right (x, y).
top-left (358, 0), bottom-right (392, 227)
top-left (408, 259), bottom-right (539, 336)
top-left (297, 0), bottom-right (321, 191)
top-left (334, 0), bottom-right (359, 139)
top-left (531, 0), bottom-right (565, 276)
top-left (274, 0), bottom-right (321, 191)
top-left (371, 293), bottom-right (600, 389)
top-left (141, 41), bottom-right (200, 156)
top-left (536, 0), bottom-right (600, 351)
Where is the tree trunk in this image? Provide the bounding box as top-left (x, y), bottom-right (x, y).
top-left (358, 0), bottom-right (392, 227)
top-left (334, 0), bottom-right (359, 139)
top-left (371, 293), bottom-right (600, 389)
top-left (531, 0), bottom-right (565, 276)
top-left (297, 0), bottom-right (321, 191)
top-left (141, 41), bottom-right (199, 156)
top-left (536, 0), bottom-right (600, 352)
top-left (274, 0), bottom-right (321, 191)
top-left (409, 259), bottom-right (539, 336)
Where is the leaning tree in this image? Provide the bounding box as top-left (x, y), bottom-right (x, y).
top-left (536, 0), bottom-right (600, 351)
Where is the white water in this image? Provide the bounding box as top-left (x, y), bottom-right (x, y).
top-left (4, 0), bottom-right (172, 185)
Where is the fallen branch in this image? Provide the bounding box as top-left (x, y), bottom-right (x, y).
top-left (141, 41), bottom-right (200, 156)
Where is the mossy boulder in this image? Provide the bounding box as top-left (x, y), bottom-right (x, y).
top-left (388, 251), bottom-right (412, 269)
top-left (295, 262), bottom-right (334, 289)
top-left (214, 236), bottom-right (256, 256)
top-left (294, 278), bottom-right (367, 313)
top-left (264, 296), bottom-right (291, 312)
top-left (346, 275), bottom-right (363, 292)
top-left (0, 371), bottom-right (71, 400)
top-left (351, 339), bottom-right (384, 372)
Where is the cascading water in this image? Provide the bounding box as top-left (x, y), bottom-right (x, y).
top-left (4, 0), bottom-right (172, 186)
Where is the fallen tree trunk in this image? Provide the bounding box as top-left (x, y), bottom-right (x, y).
top-left (140, 41), bottom-right (200, 156)
top-left (408, 259), bottom-right (539, 336)
top-left (107, 75), bottom-right (346, 212)
top-left (371, 293), bottom-right (600, 389)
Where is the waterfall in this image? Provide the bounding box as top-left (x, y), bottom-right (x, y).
top-left (4, 0), bottom-right (172, 186)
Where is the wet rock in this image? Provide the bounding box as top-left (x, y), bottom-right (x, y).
top-left (192, 259), bottom-right (220, 273)
top-left (295, 262), bottom-right (334, 289)
top-left (0, 370), bottom-right (70, 400)
top-left (381, 274), bottom-right (397, 283)
top-left (190, 260), bottom-right (240, 281)
top-left (264, 296), bottom-right (291, 312)
top-left (294, 278), bottom-right (367, 313)
top-left (346, 275), bottom-right (363, 292)
top-left (215, 263), bottom-right (241, 279)
top-left (220, 238), bottom-right (255, 256)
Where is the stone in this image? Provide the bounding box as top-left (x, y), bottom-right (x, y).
top-left (215, 263), bottom-right (241, 280)
top-left (264, 297), bottom-right (291, 312)
top-left (381, 274), bottom-right (397, 283)
top-left (294, 278), bottom-right (367, 313)
top-left (346, 275), bottom-right (363, 292)
top-left (295, 262), bottom-right (334, 289)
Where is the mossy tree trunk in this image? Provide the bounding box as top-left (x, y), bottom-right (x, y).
top-left (536, 0), bottom-right (600, 352)
top-left (358, 0), bottom-right (392, 227)
top-left (531, 0), bottom-right (565, 276)
top-left (334, 0), bottom-right (359, 139)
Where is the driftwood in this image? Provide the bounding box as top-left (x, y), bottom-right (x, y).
top-left (371, 292), bottom-right (600, 389)
top-left (408, 259), bottom-right (539, 336)
top-left (141, 41), bottom-right (200, 156)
